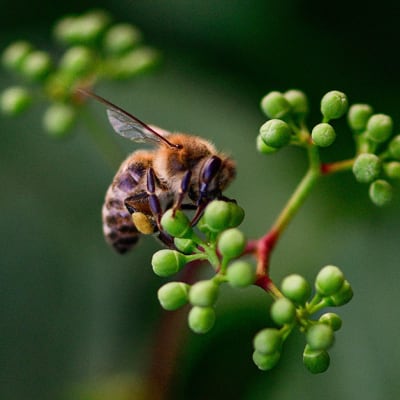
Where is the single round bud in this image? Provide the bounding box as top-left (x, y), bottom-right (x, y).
top-left (347, 104), bottom-right (373, 132)
top-left (259, 119), bottom-right (291, 148)
top-left (311, 123), bottom-right (336, 147)
top-left (280, 274), bottom-right (311, 304)
top-left (43, 103), bottom-right (76, 137)
top-left (270, 297), bottom-right (296, 325)
top-left (2, 41), bottom-right (33, 70)
top-left (352, 153), bottom-right (381, 183)
top-left (256, 134), bottom-right (279, 154)
top-left (226, 260), bottom-right (256, 288)
top-left (188, 306), bottom-right (216, 334)
top-left (20, 51), bottom-right (52, 81)
top-left (260, 91), bottom-right (291, 119)
top-left (53, 16), bottom-right (80, 44)
top-left (252, 350), bottom-right (281, 371)
top-left (319, 312), bottom-right (342, 331)
top-left (303, 345), bottom-right (330, 374)
top-left (59, 46), bottom-right (95, 76)
top-left (283, 89), bottom-right (309, 118)
top-left (1, 86), bottom-right (32, 116)
top-left (103, 23), bottom-right (142, 55)
top-left (189, 280), bottom-right (219, 307)
top-left (369, 179), bottom-right (393, 207)
top-left (217, 228), bottom-right (246, 260)
top-left (320, 90), bottom-right (348, 121)
top-left (384, 161), bottom-right (400, 180)
top-left (366, 114), bottom-right (393, 143)
top-left (105, 48), bottom-right (159, 79)
top-left (202, 200), bottom-right (231, 232)
top-left (326, 280), bottom-right (353, 306)
top-left (161, 209), bottom-right (193, 238)
top-left (253, 328), bottom-right (282, 355)
top-left (306, 324), bottom-right (334, 351)
top-left (388, 135), bottom-right (400, 160)
top-left (315, 265), bottom-right (345, 297)
top-left (151, 249), bottom-right (188, 277)
top-left (226, 202), bottom-right (245, 228)
top-left (157, 282), bottom-right (190, 310)
top-left (174, 238), bottom-right (196, 254)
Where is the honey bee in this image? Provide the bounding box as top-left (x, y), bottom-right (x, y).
top-left (81, 90), bottom-right (236, 254)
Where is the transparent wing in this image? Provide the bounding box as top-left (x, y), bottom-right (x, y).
top-left (78, 89), bottom-right (179, 148)
top-left (106, 107), bottom-right (163, 145)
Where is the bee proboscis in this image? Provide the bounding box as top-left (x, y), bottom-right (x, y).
top-left (80, 90), bottom-right (236, 254)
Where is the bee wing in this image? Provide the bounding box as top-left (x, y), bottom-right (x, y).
top-left (79, 89), bottom-right (179, 148)
top-left (106, 107), bottom-right (165, 145)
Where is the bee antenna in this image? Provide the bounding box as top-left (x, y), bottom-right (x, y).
top-left (76, 88), bottom-right (182, 150)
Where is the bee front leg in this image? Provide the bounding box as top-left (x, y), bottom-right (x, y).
top-left (172, 170), bottom-right (192, 216)
top-left (146, 167), bottom-right (164, 229)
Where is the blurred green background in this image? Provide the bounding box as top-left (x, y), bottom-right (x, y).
top-left (1, 1), bottom-right (400, 399)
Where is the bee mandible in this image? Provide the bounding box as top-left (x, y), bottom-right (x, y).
top-left (80, 90), bottom-right (236, 254)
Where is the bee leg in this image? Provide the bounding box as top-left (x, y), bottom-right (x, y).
top-left (191, 156), bottom-right (222, 225)
top-left (172, 170), bottom-right (192, 216)
top-left (146, 167), bottom-right (164, 229)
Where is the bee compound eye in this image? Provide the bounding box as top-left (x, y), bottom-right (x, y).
top-left (132, 212), bottom-right (156, 235)
top-left (201, 156), bottom-right (222, 183)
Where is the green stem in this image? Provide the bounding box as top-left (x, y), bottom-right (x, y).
top-left (79, 107), bottom-right (126, 168)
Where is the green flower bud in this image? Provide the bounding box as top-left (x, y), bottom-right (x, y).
top-left (315, 265), bottom-right (345, 297)
top-left (280, 274), bottom-right (311, 304)
top-left (59, 46), bottom-right (95, 76)
top-left (2, 41), bottom-right (33, 70)
top-left (283, 89), bottom-right (309, 118)
top-left (366, 114), bottom-right (393, 143)
top-left (388, 135), bottom-right (400, 160)
top-left (347, 104), bottom-right (373, 132)
top-left (103, 23), bottom-right (142, 55)
top-left (20, 51), bottom-right (52, 81)
top-left (157, 282), bottom-right (190, 310)
top-left (252, 350), bottom-right (281, 371)
top-left (303, 345), bottom-right (330, 374)
top-left (320, 90), bottom-right (348, 121)
top-left (189, 280), bottom-right (219, 307)
top-left (226, 202), bottom-right (245, 228)
top-left (369, 179), bottom-right (393, 207)
top-left (270, 297), bottom-right (296, 325)
top-left (259, 119), bottom-right (291, 148)
top-left (217, 228), bottom-right (246, 260)
top-left (326, 280), bottom-right (353, 306)
top-left (306, 324), bottom-right (334, 351)
top-left (105, 48), bottom-right (159, 79)
top-left (151, 249), bottom-right (188, 277)
top-left (256, 134), bottom-right (279, 154)
top-left (161, 209), bottom-right (193, 238)
top-left (1, 86), bottom-right (32, 116)
top-left (253, 328), bottom-right (282, 355)
top-left (352, 153), bottom-right (381, 183)
top-left (174, 238), bottom-right (196, 254)
top-left (43, 103), bottom-right (76, 137)
top-left (319, 312), bottom-right (342, 331)
top-left (188, 306), bottom-right (216, 334)
top-left (202, 200), bottom-right (231, 232)
top-left (384, 161), bottom-right (400, 180)
top-left (260, 91), bottom-right (291, 119)
top-left (311, 123), bottom-right (336, 147)
top-left (226, 260), bottom-right (256, 288)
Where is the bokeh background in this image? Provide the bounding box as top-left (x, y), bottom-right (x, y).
top-left (1, 1), bottom-right (400, 399)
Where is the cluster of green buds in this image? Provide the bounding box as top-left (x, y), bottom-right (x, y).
top-left (0, 9), bottom-right (159, 137)
top-left (152, 200), bottom-right (255, 334)
top-left (253, 265), bottom-right (353, 373)
top-left (257, 89), bottom-right (399, 206)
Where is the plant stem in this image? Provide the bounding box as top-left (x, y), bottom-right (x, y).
top-left (255, 144), bottom-right (321, 282)
top-left (321, 158), bottom-right (354, 175)
top-left (79, 107), bottom-right (126, 168)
